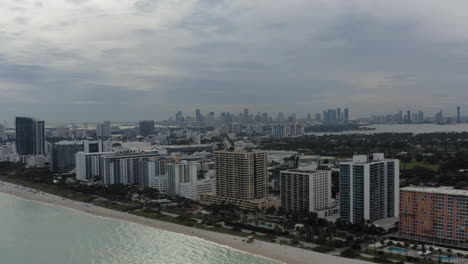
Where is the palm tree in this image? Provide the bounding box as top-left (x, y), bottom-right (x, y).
top-left (402, 242), bottom-right (409, 257)
top-left (446, 248), bottom-right (453, 264)
top-left (456, 252), bottom-right (462, 264)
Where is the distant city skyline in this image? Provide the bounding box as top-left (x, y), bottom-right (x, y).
top-left (2, 1), bottom-right (468, 123)
top-left (1, 105), bottom-right (466, 126)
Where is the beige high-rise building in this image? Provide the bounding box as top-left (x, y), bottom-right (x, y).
top-left (215, 149), bottom-right (267, 200)
top-left (200, 149), bottom-right (274, 210)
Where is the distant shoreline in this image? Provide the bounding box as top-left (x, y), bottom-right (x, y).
top-left (0, 180), bottom-right (368, 264)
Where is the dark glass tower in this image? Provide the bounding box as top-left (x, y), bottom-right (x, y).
top-left (15, 117), bottom-right (45, 155)
top-left (139, 120), bottom-right (155, 137)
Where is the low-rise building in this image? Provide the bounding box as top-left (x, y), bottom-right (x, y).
top-left (199, 193), bottom-right (280, 210)
top-left (0, 143), bottom-right (19, 162)
top-left (180, 178), bottom-right (216, 201)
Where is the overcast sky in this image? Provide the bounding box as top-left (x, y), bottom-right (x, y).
top-left (1, 0), bottom-right (467, 123)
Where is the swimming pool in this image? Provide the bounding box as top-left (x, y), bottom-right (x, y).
top-left (387, 247), bottom-right (410, 253)
top-left (438, 257), bottom-right (457, 261)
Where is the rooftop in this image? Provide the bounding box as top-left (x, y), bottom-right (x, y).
top-left (281, 169), bottom-right (330, 174)
top-left (215, 148), bottom-right (267, 153)
top-left (401, 186), bottom-right (468, 197)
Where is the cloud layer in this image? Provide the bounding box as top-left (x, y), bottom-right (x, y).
top-left (1, 0), bottom-right (468, 122)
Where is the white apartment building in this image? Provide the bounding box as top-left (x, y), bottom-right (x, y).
top-left (101, 151), bottom-right (164, 186)
top-left (0, 143), bottom-right (19, 162)
top-left (96, 121), bottom-right (111, 138)
top-left (75, 152), bottom-right (113, 181)
top-left (271, 124), bottom-right (287, 137)
top-left (167, 161), bottom-right (201, 196)
top-left (339, 153), bottom-right (399, 224)
top-left (154, 175), bottom-right (168, 194)
top-left (180, 178), bottom-right (216, 201)
top-left (271, 123), bottom-right (305, 137)
top-left (139, 157), bottom-right (172, 188)
top-left (280, 169), bottom-right (332, 214)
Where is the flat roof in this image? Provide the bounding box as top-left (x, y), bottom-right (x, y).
top-left (281, 169), bottom-right (330, 174)
top-left (401, 186), bottom-right (468, 197)
top-left (340, 159), bottom-right (398, 164)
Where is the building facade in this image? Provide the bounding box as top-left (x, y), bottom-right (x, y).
top-left (101, 151), bottom-right (162, 186)
top-left (0, 143), bottom-right (19, 162)
top-left (167, 161), bottom-right (201, 196)
top-left (288, 123), bottom-right (305, 137)
top-left (339, 153), bottom-right (399, 224)
top-left (49, 142), bottom-right (84, 173)
top-left (200, 149), bottom-right (269, 210)
top-left (271, 124), bottom-right (287, 137)
top-left (154, 175), bottom-right (168, 194)
top-left (139, 120), bottom-right (155, 137)
top-left (180, 178), bottom-right (216, 201)
top-left (50, 140), bottom-right (110, 174)
top-left (96, 121), bottom-right (111, 138)
top-left (75, 152), bottom-right (113, 181)
top-left (399, 187), bottom-right (468, 249)
top-left (138, 157), bottom-right (172, 188)
top-left (15, 117), bottom-right (45, 155)
top-left (215, 149), bottom-right (268, 200)
top-left (280, 169), bottom-right (332, 214)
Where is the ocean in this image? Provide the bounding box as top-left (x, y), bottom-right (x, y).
top-left (0, 193), bottom-right (278, 264)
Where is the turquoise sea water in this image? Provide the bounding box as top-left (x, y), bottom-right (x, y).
top-left (0, 193), bottom-right (278, 264)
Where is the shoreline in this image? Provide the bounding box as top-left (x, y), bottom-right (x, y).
top-left (0, 180), bottom-right (368, 264)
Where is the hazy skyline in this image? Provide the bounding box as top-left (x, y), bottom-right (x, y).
top-left (1, 0), bottom-right (468, 122)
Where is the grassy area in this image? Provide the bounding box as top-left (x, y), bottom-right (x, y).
top-left (92, 200), bottom-right (141, 212)
top-left (197, 225), bottom-right (277, 243)
top-left (163, 207), bottom-right (189, 215)
top-left (0, 175), bottom-right (96, 203)
top-left (401, 160), bottom-right (440, 171)
top-left (133, 210), bottom-right (278, 242)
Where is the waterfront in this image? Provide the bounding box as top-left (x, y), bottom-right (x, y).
top-left (0, 192), bottom-right (277, 264)
top-left (0, 182), bottom-right (369, 264)
top-left (309, 124), bottom-right (468, 136)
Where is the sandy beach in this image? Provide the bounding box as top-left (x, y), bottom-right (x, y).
top-left (0, 180), bottom-right (368, 264)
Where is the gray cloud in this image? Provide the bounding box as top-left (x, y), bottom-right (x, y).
top-left (65, 0), bottom-right (89, 5)
top-left (1, 0), bottom-right (468, 123)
